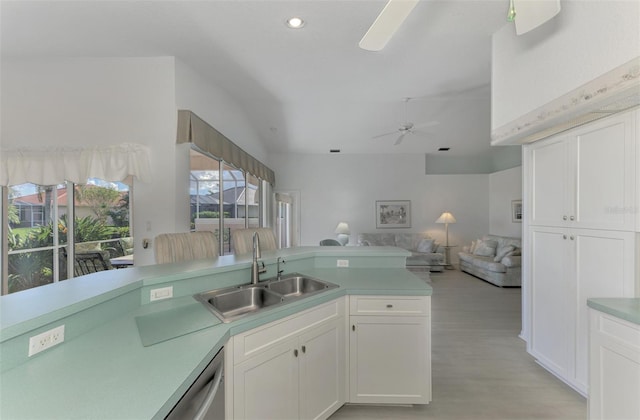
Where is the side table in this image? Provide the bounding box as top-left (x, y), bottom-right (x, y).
top-left (442, 245), bottom-right (457, 270)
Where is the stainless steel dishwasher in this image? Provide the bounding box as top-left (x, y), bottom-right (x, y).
top-left (166, 348), bottom-right (224, 420)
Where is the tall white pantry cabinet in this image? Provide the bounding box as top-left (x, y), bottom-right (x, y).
top-left (523, 109), bottom-right (640, 396)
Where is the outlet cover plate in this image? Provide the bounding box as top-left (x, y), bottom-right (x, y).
top-left (150, 286), bottom-right (173, 301)
top-left (28, 325), bottom-right (65, 357)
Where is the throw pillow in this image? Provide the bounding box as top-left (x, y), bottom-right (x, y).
top-left (494, 245), bottom-right (516, 262)
top-left (417, 239), bottom-right (435, 253)
top-left (473, 239), bottom-right (498, 257)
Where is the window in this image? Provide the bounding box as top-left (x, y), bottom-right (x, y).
top-left (3, 179), bottom-right (132, 295)
top-left (189, 148), bottom-right (267, 255)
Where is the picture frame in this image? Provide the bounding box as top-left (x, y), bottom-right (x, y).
top-left (512, 199), bottom-right (523, 223)
top-left (376, 200), bottom-right (411, 228)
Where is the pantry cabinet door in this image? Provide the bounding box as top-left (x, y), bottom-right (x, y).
top-left (574, 114), bottom-right (636, 231)
top-left (529, 226), bottom-right (572, 379)
top-left (529, 136), bottom-right (572, 227)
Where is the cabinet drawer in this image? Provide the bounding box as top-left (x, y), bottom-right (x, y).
top-left (233, 297), bottom-right (345, 364)
top-left (590, 310), bottom-right (640, 350)
top-left (349, 295), bottom-right (429, 316)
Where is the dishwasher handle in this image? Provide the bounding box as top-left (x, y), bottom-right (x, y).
top-left (193, 364), bottom-right (224, 420)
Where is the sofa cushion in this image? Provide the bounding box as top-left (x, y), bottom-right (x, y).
top-left (458, 252), bottom-right (476, 264)
top-left (494, 245), bottom-right (516, 262)
top-left (484, 234), bottom-right (521, 250)
top-left (501, 255), bottom-right (521, 268)
top-left (473, 239), bottom-right (498, 257)
top-left (416, 239), bottom-right (435, 253)
top-left (471, 256), bottom-right (507, 273)
top-left (359, 233), bottom-right (396, 246)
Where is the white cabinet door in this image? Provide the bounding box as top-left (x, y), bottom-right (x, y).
top-left (589, 309), bottom-right (640, 420)
top-left (574, 114), bottom-right (636, 231)
top-left (529, 226), bottom-right (572, 379)
top-left (572, 229), bottom-right (637, 391)
top-left (529, 136), bottom-right (572, 227)
top-left (349, 315), bottom-right (430, 404)
top-left (529, 226), bottom-right (637, 395)
top-left (233, 337), bottom-right (299, 420)
top-left (230, 298), bottom-right (347, 420)
top-left (528, 111), bottom-right (637, 230)
top-left (299, 319), bottom-right (345, 420)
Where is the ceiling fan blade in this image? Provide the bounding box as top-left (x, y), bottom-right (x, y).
top-left (394, 133), bottom-right (407, 145)
top-left (359, 0), bottom-right (419, 52)
top-left (372, 130), bottom-right (400, 139)
top-left (514, 0), bottom-right (561, 35)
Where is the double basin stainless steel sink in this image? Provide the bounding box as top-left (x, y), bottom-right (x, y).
top-left (194, 273), bottom-right (339, 323)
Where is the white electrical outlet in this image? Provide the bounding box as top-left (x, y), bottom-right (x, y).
top-left (150, 286), bottom-right (173, 301)
top-left (28, 325), bottom-right (65, 357)
top-left (337, 259), bottom-right (349, 268)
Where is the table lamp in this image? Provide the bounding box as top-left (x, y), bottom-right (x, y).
top-left (335, 222), bottom-right (350, 246)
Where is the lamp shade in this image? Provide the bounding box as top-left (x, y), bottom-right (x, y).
top-left (435, 212), bottom-right (456, 224)
top-left (335, 222), bottom-right (350, 235)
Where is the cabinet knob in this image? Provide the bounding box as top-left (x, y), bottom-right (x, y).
top-left (563, 215), bottom-right (567, 221)
top-left (570, 216), bottom-right (575, 221)
top-left (302, 345), bottom-right (306, 353)
top-left (563, 235), bottom-right (567, 240)
top-left (294, 349), bottom-right (298, 357)
top-left (352, 325), bottom-right (355, 331)
top-left (570, 235), bottom-right (575, 240)
top-left (386, 304), bottom-right (393, 308)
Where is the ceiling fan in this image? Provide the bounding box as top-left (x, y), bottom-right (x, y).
top-left (359, 0), bottom-right (562, 51)
top-left (372, 98), bottom-right (439, 145)
top-left (359, 0), bottom-right (418, 51)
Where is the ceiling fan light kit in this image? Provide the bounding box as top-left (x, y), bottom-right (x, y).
top-left (372, 97), bottom-right (439, 145)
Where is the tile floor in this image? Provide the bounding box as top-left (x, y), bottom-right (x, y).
top-left (329, 268), bottom-right (587, 420)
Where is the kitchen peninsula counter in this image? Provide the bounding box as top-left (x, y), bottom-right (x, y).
top-left (0, 246), bottom-right (431, 419)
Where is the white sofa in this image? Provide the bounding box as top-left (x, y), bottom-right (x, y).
top-left (457, 234), bottom-right (521, 287)
top-left (357, 232), bottom-right (445, 271)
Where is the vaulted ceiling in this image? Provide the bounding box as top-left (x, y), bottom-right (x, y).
top-left (1, 1), bottom-right (514, 157)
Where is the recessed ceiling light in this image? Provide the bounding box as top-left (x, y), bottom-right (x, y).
top-left (286, 17), bottom-right (305, 29)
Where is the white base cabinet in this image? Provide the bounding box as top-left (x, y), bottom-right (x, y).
top-left (348, 295), bottom-right (431, 404)
top-left (588, 309), bottom-right (640, 420)
top-left (227, 298), bottom-right (346, 420)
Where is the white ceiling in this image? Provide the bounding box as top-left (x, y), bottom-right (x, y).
top-left (1, 0), bottom-right (513, 157)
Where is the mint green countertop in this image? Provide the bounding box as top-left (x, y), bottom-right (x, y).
top-left (587, 298), bottom-right (640, 325)
top-left (0, 247), bottom-right (430, 419)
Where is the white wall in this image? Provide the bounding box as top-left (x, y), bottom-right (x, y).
top-left (492, 1), bottom-right (640, 129)
top-left (269, 153), bottom-right (490, 263)
top-left (174, 59), bottom-right (269, 164)
top-left (1, 57), bottom-right (178, 265)
top-left (489, 165), bottom-right (522, 238)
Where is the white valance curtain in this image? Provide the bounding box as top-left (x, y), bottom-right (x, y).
top-left (0, 143), bottom-right (151, 186)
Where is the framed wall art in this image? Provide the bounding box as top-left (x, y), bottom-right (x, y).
top-left (512, 199), bottom-right (523, 223)
top-left (376, 200), bottom-right (411, 228)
